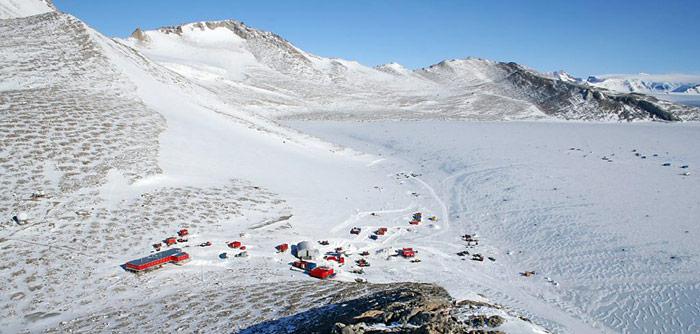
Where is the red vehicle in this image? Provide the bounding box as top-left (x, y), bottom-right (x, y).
top-left (356, 259), bottom-right (370, 267)
top-left (178, 229), bottom-right (189, 237)
top-left (228, 241), bottom-right (242, 249)
top-left (324, 255), bottom-right (345, 265)
top-left (399, 248), bottom-right (415, 258)
top-left (164, 237), bottom-right (177, 246)
top-left (125, 248), bottom-right (190, 272)
top-left (409, 220), bottom-right (420, 225)
top-left (309, 266), bottom-right (335, 279)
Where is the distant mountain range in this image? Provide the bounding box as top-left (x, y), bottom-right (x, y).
top-left (548, 71), bottom-right (700, 106)
top-left (120, 21), bottom-right (700, 121)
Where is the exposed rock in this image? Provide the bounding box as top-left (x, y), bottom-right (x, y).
top-left (241, 283), bottom-right (474, 333)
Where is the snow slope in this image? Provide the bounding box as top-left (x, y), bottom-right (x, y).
top-left (0, 0), bottom-right (53, 19)
top-left (1, 4), bottom-right (545, 334)
top-left (121, 23), bottom-right (700, 121)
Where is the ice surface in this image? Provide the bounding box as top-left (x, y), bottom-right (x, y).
top-left (288, 120), bottom-right (700, 333)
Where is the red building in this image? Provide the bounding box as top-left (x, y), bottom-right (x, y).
top-left (125, 248), bottom-right (190, 272)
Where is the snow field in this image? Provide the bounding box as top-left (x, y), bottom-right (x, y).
top-left (288, 120), bottom-right (700, 334)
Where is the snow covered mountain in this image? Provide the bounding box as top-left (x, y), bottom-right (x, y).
top-left (122, 22), bottom-right (700, 121)
top-left (585, 73), bottom-right (700, 95)
top-left (2, 1), bottom-right (700, 334)
top-left (1, 2), bottom-right (549, 333)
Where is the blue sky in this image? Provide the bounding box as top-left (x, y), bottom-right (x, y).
top-left (53, 0), bottom-right (698, 77)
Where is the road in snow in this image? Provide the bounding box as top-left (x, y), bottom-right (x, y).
top-left (286, 120), bottom-right (700, 334)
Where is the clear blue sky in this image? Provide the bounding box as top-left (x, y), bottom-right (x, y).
top-left (53, 0), bottom-right (698, 76)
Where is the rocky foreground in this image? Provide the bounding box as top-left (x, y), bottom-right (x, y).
top-left (240, 282), bottom-right (535, 334)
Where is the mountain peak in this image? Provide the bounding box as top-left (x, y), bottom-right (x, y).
top-left (375, 62), bottom-right (411, 75)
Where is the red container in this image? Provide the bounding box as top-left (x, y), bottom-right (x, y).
top-left (165, 237), bottom-right (177, 246)
top-left (309, 267), bottom-right (334, 279)
top-left (228, 241), bottom-right (242, 249)
top-left (178, 229), bottom-right (189, 237)
top-left (400, 248), bottom-right (415, 258)
top-left (276, 243), bottom-right (289, 252)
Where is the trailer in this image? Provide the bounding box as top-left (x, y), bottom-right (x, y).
top-left (125, 248), bottom-right (190, 273)
top-left (292, 260), bottom-right (317, 271)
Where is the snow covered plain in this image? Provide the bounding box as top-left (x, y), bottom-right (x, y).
top-left (287, 120), bottom-right (700, 334)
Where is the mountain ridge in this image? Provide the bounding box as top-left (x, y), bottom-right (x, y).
top-left (121, 21), bottom-right (700, 121)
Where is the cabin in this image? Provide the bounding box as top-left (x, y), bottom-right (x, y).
top-left (125, 248), bottom-right (190, 272)
top-left (308, 266), bottom-right (334, 279)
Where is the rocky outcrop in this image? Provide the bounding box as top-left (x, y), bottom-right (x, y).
top-left (130, 27), bottom-right (148, 42)
top-left (238, 283), bottom-right (510, 334)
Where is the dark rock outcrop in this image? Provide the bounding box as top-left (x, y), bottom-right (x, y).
top-left (239, 283), bottom-right (476, 334)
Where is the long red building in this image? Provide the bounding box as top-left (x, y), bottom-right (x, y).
top-left (125, 248), bottom-right (190, 272)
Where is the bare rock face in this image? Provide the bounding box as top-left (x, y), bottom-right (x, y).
top-left (130, 27), bottom-right (149, 42)
top-left (240, 283), bottom-right (475, 334)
